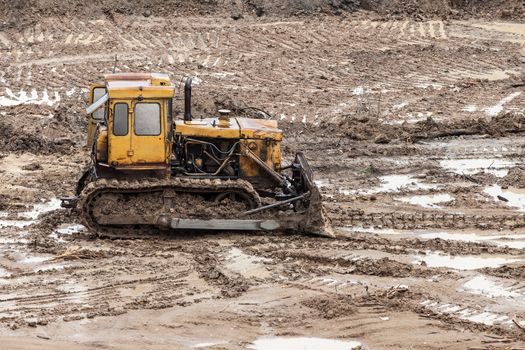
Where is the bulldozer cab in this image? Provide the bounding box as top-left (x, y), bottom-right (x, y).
top-left (86, 73), bottom-right (174, 170)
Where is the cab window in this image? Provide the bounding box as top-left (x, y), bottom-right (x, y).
top-left (113, 103), bottom-right (128, 136)
top-left (135, 103), bottom-right (161, 136)
top-left (92, 87), bottom-right (107, 120)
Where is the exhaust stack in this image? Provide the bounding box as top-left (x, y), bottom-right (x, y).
top-left (184, 77), bottom-right (193, 122)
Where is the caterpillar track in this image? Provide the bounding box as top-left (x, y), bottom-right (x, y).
top-left (79, 177), bottom-right (262, 239)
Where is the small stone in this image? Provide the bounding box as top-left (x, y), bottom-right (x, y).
top-left (231, 12), bottom-right (242, 20)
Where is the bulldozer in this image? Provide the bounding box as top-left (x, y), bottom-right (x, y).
top-left (63, 73), bottom-right (333, 238)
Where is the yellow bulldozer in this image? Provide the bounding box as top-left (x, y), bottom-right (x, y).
top-left (62, 73), bottom-right (333, 238)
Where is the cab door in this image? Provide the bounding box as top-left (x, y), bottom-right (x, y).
top-left (87, 84), bottom-right (106, 148)
top-left (108, 100), bottom-right (133, 166)
top-left (130, 100), bottom-right (166, 165)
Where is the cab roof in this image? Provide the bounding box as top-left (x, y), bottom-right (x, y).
top-left (104, 73), bottom-right (174, 99)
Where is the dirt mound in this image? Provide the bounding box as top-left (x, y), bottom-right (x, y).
top-left (308, 112), bottom-right (525, 145)
top-left (499, 167), bottom-right (525, 189)
top-left (481, 265), bottom-right (525, 280)
top-left (0, 121), bottom-right (67, 154)
top-left (362, 0), bottom-right (525, 19)
top-left (302, 295), bottom-right (356, 319)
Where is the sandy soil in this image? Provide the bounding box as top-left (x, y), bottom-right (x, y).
top-left (2, 2), bottom-right (525, 349)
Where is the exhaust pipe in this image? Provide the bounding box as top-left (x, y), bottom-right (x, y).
top-left (184, 77), bottom-right (193, 122)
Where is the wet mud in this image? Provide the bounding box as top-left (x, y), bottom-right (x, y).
top-left (2, 2), bottom-right (525, 349)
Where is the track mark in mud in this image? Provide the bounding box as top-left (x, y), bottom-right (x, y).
top-left (189, 247), bottom-right (250, 298)
top-left (0, 88), bottom-right (61, 107)
top-left (64, 33), bottom-right (104, 46)
top-left (420, 299), bottom-right (512, 327)
top-left (352, 20), bottom-right (448, 41)
top-left (461, 275), bottom-right (525, 299)
top-left (14, 53), bottom-right (128, 67)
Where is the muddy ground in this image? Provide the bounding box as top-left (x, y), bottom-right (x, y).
top-left (2, 1), bottom-right (525, 349)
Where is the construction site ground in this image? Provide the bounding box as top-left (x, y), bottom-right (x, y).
top-left (1, 3), bottom-right (525, 349)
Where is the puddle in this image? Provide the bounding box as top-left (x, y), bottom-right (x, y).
top-left (19, 255), bottom-right (49, 264)
top-left (463, 104), bottom-right (477, 112)
top-left (314, 179), bottom-right (332, 188)
top-left (421, 299), bottom-right (512, 326)
top-left (412, 251), bottom-right (522, 270)
top-left (484, 185), bottom-right (525, 211)
top-left (338, 226), bottom-right (399, 235)
top-left (248, 337), bottom-right (362, 350)
top-left (57, 224), bottom-right (85, 234)
top-left (0, 267), bottom-right (11, 278)
top-left (0, 220), bottom-right (35, 228)
top-left (440, 158), bottom-right (515, 177)
top-left (37, 263), bottom-right (67, 272)
top-left (225, 248), bottom-right (272, 279)
top-left (24, 198), bottom-right (62, 220)
top-left (395, 193), bottom-right (453, 208)
top-left (16, 253), bottom-right (67, 272)
top-left (386, 112), bottom-right (433, 125)
top-left (346, 174), bottom-right (438, 196)
top-left (484, 92), bottom-right (522, 117)
top-left (0, 198), bottom-right (62, 229)
top-left (192, 341), bottom-right (228, 348)
top-left (461, 275), bottom-right (522, 299)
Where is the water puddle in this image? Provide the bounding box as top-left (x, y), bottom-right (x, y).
top-left (16, 253), bottom-right (67, 272)
top-left (412, 251), bottom-right (522, 270)
top-left (0, 198), bottom-right (61, 229)
top-left (484, 185), bottom-right (525, 211)
top-left (19, 255), bottom-right (49, 264)
top-left (439, 158), bottom-right (515, 177)
top-left (395, 193), bottom-right (453, 208)
top-left (346, 174), bottom-right (438, 196)
top-left (191, 341), bottom-right (228, 348)
top-left (248, 337), bottom-right (362, 350)
top-left (338, 226), bottom-right (399, 235)
top-left (49, 224), bottom-right (86, 241)
top-left (314, 179), bottom-right (332, 188)
top-left (461, 275), bottom-right (523, 299)
top-left (484, 91), bottom-right (522, 117)
top-left (0, 267), bottom-right (11, 278)
top-left (0, 220), bottom-right (35, 228)
top-left (225, 248), bottom-right (272, 279)
top-left (385, 112), bottom-right (433, 125)
top-left (24, 198), bottom-right (62, 220)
